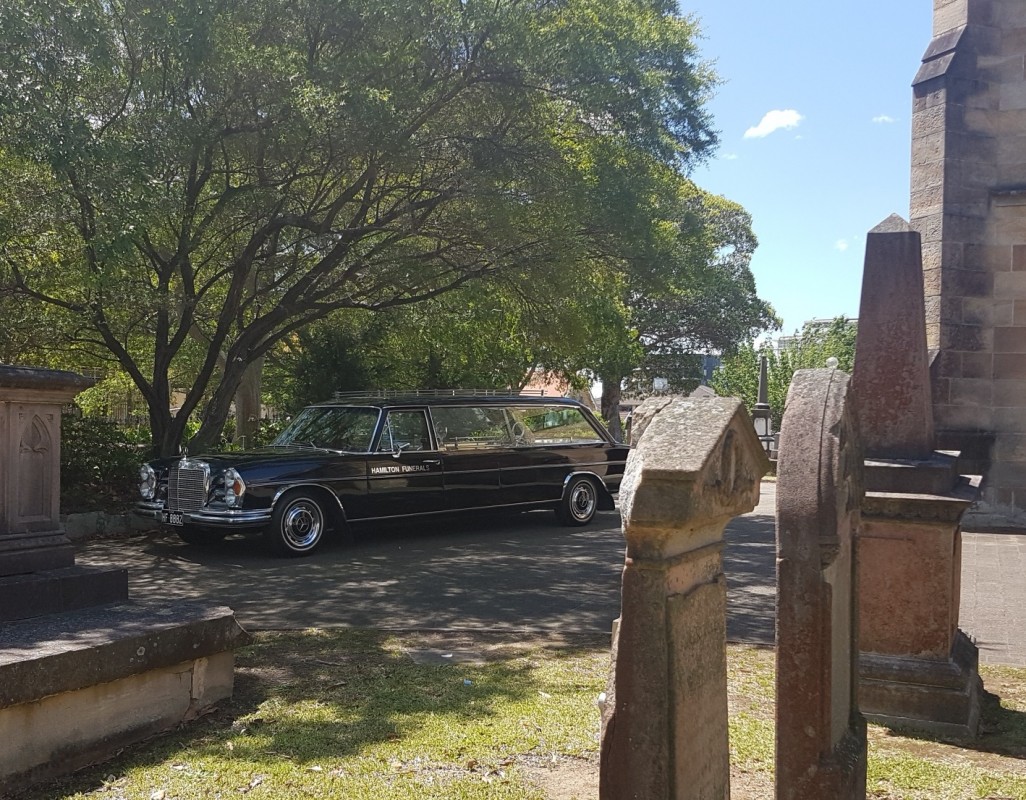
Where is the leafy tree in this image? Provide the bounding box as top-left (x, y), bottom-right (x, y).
top-left (711, 316), bottom-right (857, 429)
top-left (277, 183), bottom-right (775, 441)
top-left (590, 187), bottom-right (779, 440)
top-left (0, 0), bottom-right (718, 456)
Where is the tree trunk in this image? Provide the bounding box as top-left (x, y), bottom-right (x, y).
top-left (189, 356), bottom-right (247, 454)
top-left (234, 356), bottom-right (265, 449)
top-left (600, 375), bottom-right (624, 443)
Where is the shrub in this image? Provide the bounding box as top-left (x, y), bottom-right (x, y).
top-left (61, 414), bottom-right (141, 513)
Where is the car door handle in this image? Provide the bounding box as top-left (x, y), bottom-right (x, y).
top-left (423, 459), bottom-right (441, 465)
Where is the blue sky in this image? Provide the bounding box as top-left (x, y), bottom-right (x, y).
top-left (680, 1), bottom-right (933, 336)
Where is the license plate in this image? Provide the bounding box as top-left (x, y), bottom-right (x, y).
top-left (162, 511), bottom-right (184, 526)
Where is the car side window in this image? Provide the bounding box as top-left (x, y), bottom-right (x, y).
top-left (377, 410), bottom-right (433, 452)
top-left (431, 406), bottom-right (513, 450)
top-left (508, 405), bottom-right (605, 445)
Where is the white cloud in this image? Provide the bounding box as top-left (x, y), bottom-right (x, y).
top-left (744, 109), bottom-right (803, 139)
top-left (873, 114), bottom-right (896, 124)
top-left (723, 153), bottom-right (739, 161)
top-left (835, 239), bottom-right (849, 252)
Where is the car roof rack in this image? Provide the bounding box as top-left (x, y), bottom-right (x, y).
top-left (331, 388), bottom-right (549, 400)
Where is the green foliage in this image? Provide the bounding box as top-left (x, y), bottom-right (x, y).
top-left (711, 317), bottom-right (857, 429)
top-left (60, 412), bottom-right (141, 512)
top-left (0, 0), bottom-right (724, 456)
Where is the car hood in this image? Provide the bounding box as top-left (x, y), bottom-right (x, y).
top-left (152, 446), bottom-right (361, 472)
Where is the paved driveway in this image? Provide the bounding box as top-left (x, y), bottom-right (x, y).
top-left (76, 485), bottom-right (778, 642)
top-left (76, 481), bottom-right (1022, 665)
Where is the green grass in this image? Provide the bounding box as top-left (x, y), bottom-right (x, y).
top-left (727, 645), bottom-right (1026, 800)
top-left (17, 634), bottom-right (1026, 800)
top-left (22, 630), bottom-right (605, 800)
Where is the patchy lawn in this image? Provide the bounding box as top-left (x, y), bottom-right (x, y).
top-left (17, 633), bottom-right (1026, 800)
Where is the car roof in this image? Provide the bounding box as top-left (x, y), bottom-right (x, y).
top-left (306, 394), bottom-right (588, 410)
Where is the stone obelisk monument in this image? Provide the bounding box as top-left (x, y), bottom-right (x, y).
top-left (852, 216), bottom-right (982, 737)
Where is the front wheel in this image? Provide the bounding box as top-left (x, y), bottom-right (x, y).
top-left (266, 492), bottom-right (327, 557)
top-left (557, 475), bottom-right (598, 526)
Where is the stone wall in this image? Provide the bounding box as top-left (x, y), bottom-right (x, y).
top-left (912, 0), bottom-right (1026, 519)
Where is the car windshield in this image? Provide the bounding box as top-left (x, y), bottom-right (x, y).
top-left (272, 406), bottom-right (380, 452)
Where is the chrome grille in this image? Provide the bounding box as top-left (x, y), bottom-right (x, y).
top-left (168, 461), bottom-right (209, 512)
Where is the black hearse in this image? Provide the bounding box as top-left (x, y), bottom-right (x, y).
top-left (136, 393), bottom-right (630, 556)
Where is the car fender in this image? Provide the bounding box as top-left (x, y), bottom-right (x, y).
top-left (271, 483), bottom-right (349, 522)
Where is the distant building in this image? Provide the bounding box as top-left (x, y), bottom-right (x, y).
top-left (768, 317), bottom-right (857, 354)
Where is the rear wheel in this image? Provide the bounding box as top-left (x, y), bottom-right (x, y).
top-left (266, 491), bottom-right (327, 557)
top-left (557, 475), bottom-right (598, 526)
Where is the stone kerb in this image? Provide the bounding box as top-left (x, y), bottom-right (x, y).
top-left (600, 396), bottom-right (769, 800)
top-left (775, 369), bottom-right (867, 800)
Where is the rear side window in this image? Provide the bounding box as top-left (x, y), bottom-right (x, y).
top-left (508, 405), bottom-right (605, 445)
top-left (431, 406), bottom-right (513, 450)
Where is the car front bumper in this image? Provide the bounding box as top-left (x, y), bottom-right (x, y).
top-left (134, 501), bottom-right (272, 529)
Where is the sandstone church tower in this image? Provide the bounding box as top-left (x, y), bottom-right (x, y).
top-left (911, 0), bottom-right (1026, 522)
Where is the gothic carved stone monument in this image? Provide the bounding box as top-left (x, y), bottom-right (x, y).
top-left (0, 367), bottom-right (128, 617)
top-left (600, 396), bottom-right (769, 800)
top-left (912, 0), bottom-right (1026, 525)
top-left (775, 368), bottom-right (866, 800)
top-left (852, 218), bottom-right (983, 737)
top-left (0, 366), bottom-right (247, 793)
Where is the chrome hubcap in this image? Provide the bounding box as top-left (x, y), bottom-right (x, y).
top-left (282, 501), bottom-right (323, 550)
top-left (570, 482), bottom-right (595, 521)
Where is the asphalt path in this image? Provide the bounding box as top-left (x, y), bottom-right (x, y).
top-left (75, 483), bottom-right (779, 642)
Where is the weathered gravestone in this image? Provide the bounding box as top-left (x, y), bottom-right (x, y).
top-left (775, 368), bottom-right (867, 799)
top-left (600, 396), bottom-right (769, 800)
top-left (0, 366), bottom-right (248, 793)
top-left (852, 216), bottom-right (982, 737)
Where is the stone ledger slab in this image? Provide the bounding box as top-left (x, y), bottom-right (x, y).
top-left (0, 600), bottom-right (250, 793)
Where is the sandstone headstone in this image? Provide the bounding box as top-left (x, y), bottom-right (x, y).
top-left (600, 396), bottom-right (769, 800)
top-left (775, 368), bottom-right (866, 799)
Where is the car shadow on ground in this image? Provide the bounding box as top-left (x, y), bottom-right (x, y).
top-left (78, 486), bottom-right (780, 644)
top-left (81, 509), bottom-right (628, 635)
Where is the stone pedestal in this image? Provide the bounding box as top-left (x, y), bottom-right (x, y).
top-left (0, 367), bottom-right (93, 578)
top-left (858, 458), bottom-right (982, 737)
top-left (600, 396), bottom-right (769, 800)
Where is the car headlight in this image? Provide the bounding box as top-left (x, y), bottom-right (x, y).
top-left (139, 465), bottom-right (157, 500)
top-left (224, 468), bottom-right (246, 508)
